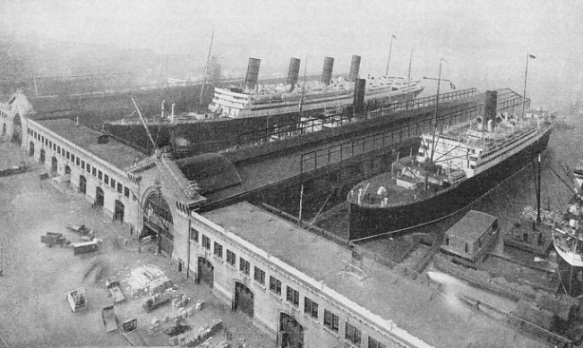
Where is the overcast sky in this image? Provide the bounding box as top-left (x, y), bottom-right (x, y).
top-left (2, 0), bottom-right (582, 109)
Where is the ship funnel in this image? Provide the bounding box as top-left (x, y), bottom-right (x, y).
top-left (245, 58), bottom-right (261, 90)
top-left (349, 55), bottom-right (361, 81)
top-left (484, 90), bottom-right (498, 129)
top-left (353, 78), bottom-right (366, 113)
top-left (287, 58), bottom-right (301, 91)
top-left (321, 57), bottom-right (334, 85)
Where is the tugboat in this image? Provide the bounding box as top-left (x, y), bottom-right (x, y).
top-left (552, 195), bottom-right (583, 297)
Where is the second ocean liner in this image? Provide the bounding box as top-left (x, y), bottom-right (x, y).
top-left (347, 90), bottom-right (553, 240)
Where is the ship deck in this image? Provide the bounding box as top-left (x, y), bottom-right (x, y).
top-left (347, 160), bottom-right (444, 208)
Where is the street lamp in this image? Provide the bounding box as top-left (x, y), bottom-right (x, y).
top-left (522, 54), bottom-right (536, 118)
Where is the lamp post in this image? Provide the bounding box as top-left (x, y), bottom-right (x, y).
top-left (522, 53), bottom-right (536, 118)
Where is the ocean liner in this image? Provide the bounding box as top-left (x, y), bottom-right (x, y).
top-left (207, 56), bottom-right (423, 120)
top-left (347, 90), bottom-right (553, 240)
top-left (104, 56), bottom-right (424, 154)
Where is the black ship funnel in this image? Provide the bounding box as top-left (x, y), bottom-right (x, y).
top-left (287, 58), bottom-right (301, 91)
top-left (245, 58), bottom-right (261, 90)
top-left (321, 57), bottom-right (334, 85)
top-left (485, 90), bottom-right (498, 131)
top-left (349, 55), bottom-right (361, 81)
top-left (353, 78), bottom-right (366, 113)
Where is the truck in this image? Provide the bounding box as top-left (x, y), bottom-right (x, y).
top-left (120, 318), bottom-right (147, 346)
top-left (72, 240), bottom-right (100, 256)
top-left (142, 291), bottom-right (172, 313)
top-left (66, 288), bottom-right (87, 312)
top-left (41, 232), bottom-right (69, 247)
top-left (106, 279), bottom-right (126, 304)
top-left (101, 305), bottom-right (118, 333)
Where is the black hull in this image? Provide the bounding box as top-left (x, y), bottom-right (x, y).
top-left (103, 89), bottom-right (420, 155)
top-left (348, 127), bottom-right (553, 241)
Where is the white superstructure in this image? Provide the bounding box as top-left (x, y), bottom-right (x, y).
top-left (208, 76), bottom-right (423, 119)
top-left (416, 115), bottom-right (547, 182)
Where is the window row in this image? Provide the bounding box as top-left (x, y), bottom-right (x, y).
top-left (29, 129), bottom-right (132, 199)
top-left (189, 226), bottom-right (385, 347)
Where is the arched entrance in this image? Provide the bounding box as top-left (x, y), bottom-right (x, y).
top-left (79, 175), bottom-right (87, 194)
top-left (28, 141), bottom-right (34, 156)
top-left (279, 313), bottom-right (304, 348)
top-left (95, 187), bottom-right (104, 207)
top-left (114, 200), bottom-right (125, 222)
top-left (142, 190), bottom-right (174, 255)
top-left (40, 149), bottom-right (45, 163)
top-left (197, 257), bottom-right (214, 288)
top-left (51, 156), bottom-right (58, 174)
top-left (234, 282), bottom-right (254, 318)
top-left (11, 114), bottom-right (21, 144)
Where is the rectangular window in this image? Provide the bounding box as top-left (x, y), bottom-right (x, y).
top-left (41, 136), bottom-right (44, 142)
top-left (66, 151), bottom-right (70, 160)
top-left (345, 323), bottom-right (361, 346)
top-left (53, 143), bottom-right (56, 151)
top-left (226, 250), bottom-right (236, 266)
top-left (213, 242), bottom-right (223, 258)
top-left (92, 167), bottom-right (96, 176)
top-left (253, 267), bottom-right (265, 285)
top-left (269, 276), bottom-right (282, 295)
top-left (57, 146), bottom-right (60, 154)
top-left (81, 160), bottom-right (85, 168)
top-left (304, 297), bottom-right (318, 318)
top-left (324, 310), bottom-right (339, 332)
top-left (286, 286), bottom-right (299, 306)
top-left (71, 154), bottom-right (75, 163)
top-left (239, 257), bottom-right (250, 275)
top-left (98, 170), bottom-right (102, 180)
top-left (117, 183), bottom-right (122, 194)
top-left (124, 187), bottom-right (130, 198)
top-left (189, 227), bottom-right (199, 242)
top-left (111, 178), bottom-right (116, 189)
top-left (104, 174), bottom-right (109, 185)
top-left (202, 235), bottom-right (211, 250)
top-left (368, 337), bottom-right (386, 348)
top-left (86, 164), bottom-right (91, 173)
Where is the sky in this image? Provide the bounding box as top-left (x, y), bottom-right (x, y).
top-left (1, 0), bottom-right (582, 110)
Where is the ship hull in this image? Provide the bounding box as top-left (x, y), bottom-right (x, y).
top-left (555, 243), bottom-right (583, 297)
top-left (104, 87), bottom-right (424, 155)
top-left (348, 126), bottom-right (552, 241)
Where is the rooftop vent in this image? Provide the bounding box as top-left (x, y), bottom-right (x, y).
top-left (97, 134), bottom-right (109, 144)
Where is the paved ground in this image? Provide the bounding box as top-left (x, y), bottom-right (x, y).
top-left (0, 140), bottom-right (274, 347)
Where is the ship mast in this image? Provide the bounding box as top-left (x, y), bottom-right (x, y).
top-left (429, 58), bottom-right (444, 165)
top-left (198, 31), bottom-right (215, 111)
top-left (423, 58), bottom-right (444, 192)
top-left (385, 34), bottom-right (396, 76)
top-left (406, 49), bottom-right (413, 103)
top-left (298, 56), bottom-right (308, 119)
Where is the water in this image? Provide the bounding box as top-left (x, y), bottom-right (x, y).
top-left (471, 114), bottom-right (580, 231)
